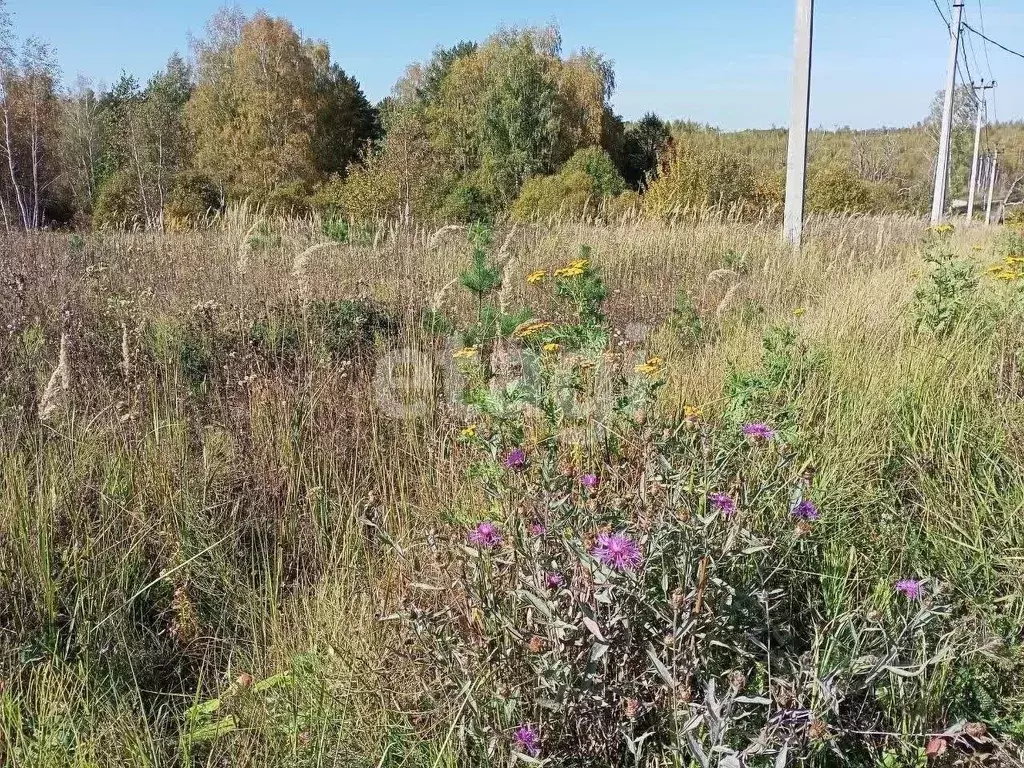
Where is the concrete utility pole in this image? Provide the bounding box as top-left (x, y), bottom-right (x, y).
top-left (986, 150), bottom-right (998, 225)
top-left (967, 81), bottom-right (996, 222)
top-left (783, 0), bottom-right (814, 248)
top-left (930, 0), bottom-right (965, 225)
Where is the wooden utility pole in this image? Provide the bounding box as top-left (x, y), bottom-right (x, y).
top-left (783, 0), bottom-right (814, 248)
top-left (986, 150), bottom-right (998, 225)
top-left (967, 81), bottom-right (996, 222)
top-left (931, 0), bottom-right (965, 225)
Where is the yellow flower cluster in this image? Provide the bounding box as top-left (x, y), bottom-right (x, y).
top-left (683, 405), bottom-right (703, 420)
top-left (460, 424), bottom-right (477, 438)
top-left (792, 307), bottom-right (806, 317)
top-left (453, 346), bottom-right (479, 359)
top-left (543, 342), bottom-right (561, 353)
top-left (554, 257), bottom-right (590, 279)
top-left (527, 269), bottom-right (547, 285)
top-left (931, 223), bottom-right (955, 235)
top-left (986, 256), bottom-right (1024, 282)
top-left (635, 356), bottom-right (664, 376)
top-left (514, 321), bottom-right (554, 339)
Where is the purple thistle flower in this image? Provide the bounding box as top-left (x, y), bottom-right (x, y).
top-left (709, 492), bottom-right (737, 518)
top-left (580, 473), bottom-right (600, 489)
top-left (503, 449), bottom-right (527, 470)
top-left (792, 499), bottom-right (820, 521)
top-left (468, 521), bottom-right (503, 549)
top-left (512, 724), bottom-right (540, 757)
top-left (529, 522), bottom-right (547, 537)
top-left (592, 532), bottom-right (642, 571)
top-left (742, 422), bottom-right (777, 441)
top-left (895, 579), bottom-right (926, 600)
top-left (545, 572), bottom-right (564, 589)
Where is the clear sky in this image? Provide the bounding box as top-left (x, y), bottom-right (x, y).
top-left (6, 0), bottom-right (1024, 130)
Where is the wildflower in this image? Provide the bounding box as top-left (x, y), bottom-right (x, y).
top-left (709, 492), bottom-right (737, 518)
top-left (793, 307), bottom-right (806, 317)
top-left (623, 698), bottom-right (641, 719)
top-left (554, 265), bottom-right (585, 278)
top-left (453, 346), bottom-right (479, 359)
top-left (460, 424), bottom-right (477, 438)
top-left (635, 356), bottom-right (664, 376)
top-left (569, 257), bottom-right (590, 270)
top-left (527, 269), bottom-right (547, 285)
top-left (932, 223), bottom-right (955, 235)
top-left (683, 405), bottom-right (703, 421)
top-left (503, 448), bottom-right (527, 470)
top-left (529, 522), bottom-right (546, 537)
top-left (468, 521), bottom-right (503, 549)
top-left (1005, 256), bottom-right (1024, 265)
top-left (994, 269), bottom-right (1020, 281)
top-left (742, 422), bottom-right (777, 441)
top-left (580, 473), bottom-right (600, 489)
top-left (545, 572), bottom-right (564, 589)
top-left (527, 635), bottom-right (545, 653)
top-left (543, 342), bottom-right (561, 353)
top-left (592, 532), bottom-right (642, 571)
top-left (895, 578), bottom-right (926, 600)
top-left (513, 321), bottom-right (554, 339)
top-left (512, 724), bottom-right (540, 757)
top-left (792, 499), bottom-right (820, 521)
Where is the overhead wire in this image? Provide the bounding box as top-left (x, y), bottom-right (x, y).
top-left (962, 22), bottom-right (1024, 61)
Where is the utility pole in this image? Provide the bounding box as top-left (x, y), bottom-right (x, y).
top-left (783, 0), bottom-right (814, 248)
top-left (967, 81), bottom-right (996, 222)
top-left (930, 0), bottom-right (965, 225)
top-left (986, 150), bottom-right (998, 225)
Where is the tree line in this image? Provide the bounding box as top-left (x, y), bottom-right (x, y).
top-left (1, 2), bottom-right (1021, 231)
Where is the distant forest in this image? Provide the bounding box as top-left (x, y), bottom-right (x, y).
top-left (1, 3), bottom-right (1021, 229)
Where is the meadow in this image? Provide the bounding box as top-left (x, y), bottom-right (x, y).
top-left (1, 210), bottom-right (1024, 767)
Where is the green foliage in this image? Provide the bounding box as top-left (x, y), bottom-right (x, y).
top-left (92, 169), bottom-right (146, 230)
top-left (165, 171), bottom-right (221, 224)
top-left (561, 146), bottom-right (626, 197)
top-left (511, 170), bottom-right (598, 221)
top-left (511, 149), bottom-right (626, 222)
top-left (912, 235), bottom-right (980, 337)
top-left (459, 224), bottom-right (501, 299)
top-left (479, 35), bottom-right (561, 205)
top-left (618, 113), bottom-right (670, 189)
top-left (643, 134), bottom-right (757, 216)
top-left (553, 245), bottom-right (607, 324)
top-left (321, 216), bottom-right (350, 243)
top-left (806, 164), bottom-right (899, 214)
top-left (440, 183), bottom-right (493, 224)
top-left (668, 289), bottom-right (703, 346)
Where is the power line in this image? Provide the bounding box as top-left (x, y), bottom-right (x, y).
top-left (963, 22), bottom-right (1024, 61)
top-left (930, 0), bottom-right (950, 27)
top-left (975, 0), bottom-right (995, 79)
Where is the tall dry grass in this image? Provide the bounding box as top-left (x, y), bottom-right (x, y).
top-left (0, 211), bottom-right (1020, 766)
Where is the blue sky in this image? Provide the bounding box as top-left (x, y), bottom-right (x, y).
top-left (7, 0), bottom-right (1024, 130)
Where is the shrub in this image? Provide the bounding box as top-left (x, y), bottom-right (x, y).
top-left (642, 136), bottom-right (756, 217)
top-left (562, 147), bottom-right (626, 197)
top-left (93, 170), bottom-right (146, 230)
top-left (511, 148), bottom-right (627, 222)
top-left (912, 231), bottom-right (980, 337)
top-left (511, 171), bottom-right (598, 221)
top-left (262, 182), bottom-right (312, 216)
top-left (165, 171), bottom-right (222, 225)
top-left (440, 183), bottom-right (494, 224)
top-left (806, 164), bottom-right (873, 214)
